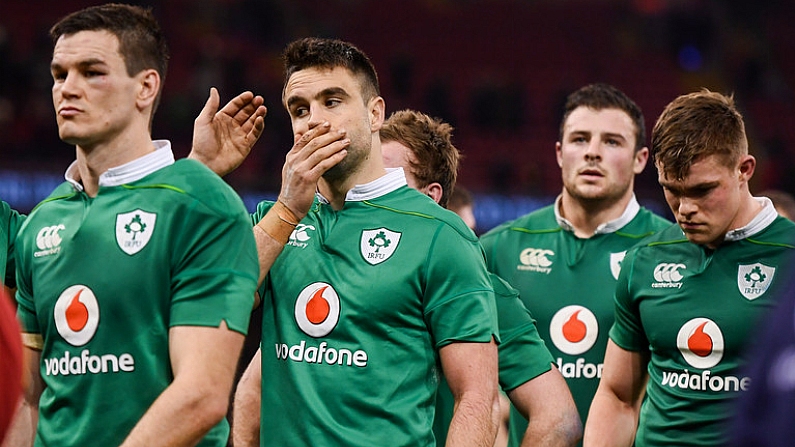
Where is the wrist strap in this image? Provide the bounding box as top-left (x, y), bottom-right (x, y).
top-left (256, 201), bottom-right (299, 245)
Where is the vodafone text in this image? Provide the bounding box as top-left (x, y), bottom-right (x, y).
top-left (275, 340), bottom-right (368, 367)
top-left (557, 357), bottom-right (603, 379)
top-left (44, 350), bottom-right (135, 375)
top-left (660, 369), bottom-right (750, 392)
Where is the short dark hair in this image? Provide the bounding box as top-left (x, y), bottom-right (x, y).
top-left (380, 109), bottom-right (458, 207)
top-left (282, 38), bottom-right (380, 103)
top-left (652, 90), bottom-right (747, 180)
top-left (560, 83), bottom-right (646, 152)
top-left (50, 3), bottom-right (169, 116)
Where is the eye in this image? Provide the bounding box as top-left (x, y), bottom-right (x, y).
top-left (291, 106), bottom-right (308, 118)
top-left (571, 136), bottom-right (587, 143)
top-left (689, 187), bottom-right (713, 198)
top-left (325, 98), bottom-right (342, 108)
top-left (51, 70), bottom-right (66, 82)
top-left (605, 138), bottom-right (621, 146)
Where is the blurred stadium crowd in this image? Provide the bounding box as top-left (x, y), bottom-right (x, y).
top-left (1, 0), bottom-right (794, 230)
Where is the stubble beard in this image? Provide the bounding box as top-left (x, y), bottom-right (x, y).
top-left (322, 137), bottom-right (370, 184)
top-left (565, 179), bottom-right (630, 210)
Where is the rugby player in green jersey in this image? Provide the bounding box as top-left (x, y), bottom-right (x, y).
top-left (231, 109), bottom-right (582, 447)
top-left (234, 38), bottom-right (500, 447)
top-left (479, 84), bottom-right (670, 446)
top-left (2, 61), bottom-right (266, 447)
top-left (380, 109), bottom-right (582, 447)
top-left (585, 91), bottom-right (795, 446)
top-left (7, 4), bottom-right (268, 447)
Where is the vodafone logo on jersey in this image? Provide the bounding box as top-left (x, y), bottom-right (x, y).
top-left (294, 282), bottom-right (341, 337)
top-left (549, 305), bottom-right (598, 355)
top-left (662, 318), bottom-right (748, 393)
top-left (677, 318), bottom-right (724, 369)
top-left (54, 285), bottom-right (100, 346)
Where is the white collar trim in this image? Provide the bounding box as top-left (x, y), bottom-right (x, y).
top-left (316, 168), bottom-right (407, 203)
top-left (554, 194), bottom-right (641, 235)
top-left (725, 197), bottom-right (778, 241)
top-left (65, 140), bottom-right (175, 191)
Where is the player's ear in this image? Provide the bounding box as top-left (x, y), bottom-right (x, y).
top-left (555, 141), bottom-right (564, 168)
top-left (738, 155), bottom-right (755, 182)
top-left (634, 147), bottom-right (650, 174)
top-left (425, 183), bottom-right (443, 205)
top-left (368, 96), bottom-right (385, 132)
top-left (136, 68), bottom-right (160, 112)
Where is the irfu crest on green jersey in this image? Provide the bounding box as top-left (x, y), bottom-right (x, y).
top-left (360, 228), bottom-right (401, 265)
top-left (737, 263), bottom-right (775, 300)
top-left (115, 209), bottom-right (156, 255)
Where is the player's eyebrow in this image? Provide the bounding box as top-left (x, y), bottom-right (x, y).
top-left (285, 87), bottom-right (351, 109)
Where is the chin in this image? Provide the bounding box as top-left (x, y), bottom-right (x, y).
top-left (683, 232), bottom-right (715, 247)
top-left (58, 127), bottom-right (83, 144)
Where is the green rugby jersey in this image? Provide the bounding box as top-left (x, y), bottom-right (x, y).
top-left (433, 273), bottom-right (554, 446)
top-left (611, 202), bottom-right (795, 446)
top-left (1, 200), bottom-right (23, 287)
top-left (15, 147), bottom-right (258, 447)
top-left (480, 197), bottom-right (669, 444)
top-left (252, 169), bottom-right (498, 447)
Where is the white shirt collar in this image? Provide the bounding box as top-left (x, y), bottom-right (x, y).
top-left (554, 194), bottom-right (641, 235)
top-left (316, 168), bottom-right (408, 204)
top-left (65, 140), bottom-right (175, 191)
top-left (724, 196), bottom-right (778, 242)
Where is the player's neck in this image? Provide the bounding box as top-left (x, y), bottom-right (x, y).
top-left (318, 154), bottom-right (387, 210)
top-left (726, 192), bottom-right (765, 235)
top-left (75, 129), bottom-right (155, 197)
top-left (560, 191), bottom-right (633, 238)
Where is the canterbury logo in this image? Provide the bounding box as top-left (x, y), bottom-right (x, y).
top-left (654, 263), bottom-right (686, 283)
top-left (37, 225), bottom-right (65, 250)
top-left (519, 248), bottom-right (554, 267)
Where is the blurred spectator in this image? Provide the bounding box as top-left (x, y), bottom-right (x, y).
top-left (759, 189), bottom-right (795, 220)
top-left (449, 185), bottom-right (477, 232)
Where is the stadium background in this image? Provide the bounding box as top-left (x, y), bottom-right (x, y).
top-left (1, 0), bottom-right (794, 233)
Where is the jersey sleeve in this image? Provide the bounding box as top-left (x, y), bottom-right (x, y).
top-left (479, 229), bottom-right (499, 271)
top-left (250, 199), bottom-right (275, 226)
top-left (608, 246), bottom-right (648, 351)
top-left (13, 214), bottom-right (39, 338)
top-left (423, 225), bottom-right (498, 348)
top-left (491, 273), bottom-right (553, 391)
top-left (169, 188), bottom-right (259, 335)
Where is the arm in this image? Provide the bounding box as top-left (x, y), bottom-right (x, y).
top-left (119, 323), bottom-right (244, 447)
top-left (507, 367), bottom-right (582, 447)
top-left (232, 348), bottom-right (262, 447)
top-left (252, 122), bottom-right (349, 286)
top-left (2, 347), bottom-right (41, 447)
top-left (440, 340), bottom-right (500, 447)
top-left (582, 340), bottom-right (649, 447)
top-left (188, 88), bottom-right (267, 177)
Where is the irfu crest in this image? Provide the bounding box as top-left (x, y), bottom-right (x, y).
top-left (610, 251), bottom-right (627, 280)
top-left (737, 262), bottom-right (776, 300)
top-left (116, 209), bottom-right (156, 255)
top-left (360, 228), bottom-right (401, 265)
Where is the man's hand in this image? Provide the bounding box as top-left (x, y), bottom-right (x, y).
top-left (188, 87), bottom-right (267, 177)
top-left (277, 122), bottom-right (349, 220)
